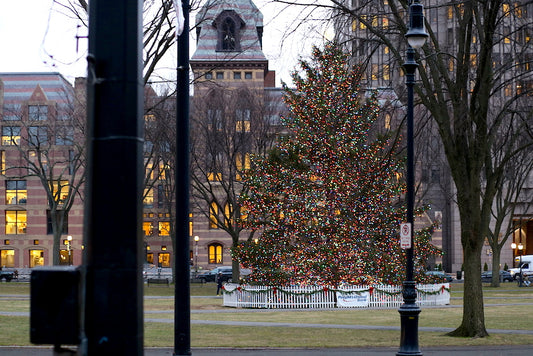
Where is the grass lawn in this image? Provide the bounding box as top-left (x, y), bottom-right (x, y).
top-left (2, 281), bottom-right (533, 348)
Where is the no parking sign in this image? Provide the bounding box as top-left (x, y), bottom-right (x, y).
top-left (400, 223), bottom-right (412, 249)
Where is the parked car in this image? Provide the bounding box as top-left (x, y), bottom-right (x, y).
top-left (196, 266), bottom-right (233, 283)
top-left (425, 270), bottom-right (453, 283)
top-left (481, 270), bottom-right (513, 283)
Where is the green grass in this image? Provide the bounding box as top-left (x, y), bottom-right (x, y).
top-left (2, 282), bottom-right (533, 348)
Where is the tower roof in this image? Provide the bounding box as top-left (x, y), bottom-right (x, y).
top-left (191, 0), bottom-right (267, 65)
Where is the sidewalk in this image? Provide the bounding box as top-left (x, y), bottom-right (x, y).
top-left (1, 345), bottom-right (533, 355)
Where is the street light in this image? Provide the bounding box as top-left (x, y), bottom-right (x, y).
top-left (194, 235), bottom-right (200, 277)
top-left (67, 235), bottom-right (72, 266)
top-left (512, 242), bottom-right (524, 287)
top-left (398, 1), bottom-right (428, 355)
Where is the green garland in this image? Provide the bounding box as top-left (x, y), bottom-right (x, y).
top-left (221, 284), bottom-right (450, 297)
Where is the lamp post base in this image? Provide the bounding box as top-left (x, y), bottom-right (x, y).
top-left (397, 281), bottom-right (422, 356)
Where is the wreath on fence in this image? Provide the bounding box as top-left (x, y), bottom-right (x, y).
top-left (221, 284), bottom-right (449, 296)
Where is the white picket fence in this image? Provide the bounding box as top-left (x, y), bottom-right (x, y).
top-left (222, 283), bottom-right (450, 309)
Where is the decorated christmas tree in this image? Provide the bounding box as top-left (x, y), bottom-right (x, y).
top-left (235, 43), bottom-right (440, 287)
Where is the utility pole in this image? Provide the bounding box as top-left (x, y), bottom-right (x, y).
top-left (83, 1), bottom-right (144, 355)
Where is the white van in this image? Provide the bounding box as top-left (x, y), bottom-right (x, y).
top-left (509, 255), bottom-right (533, 280)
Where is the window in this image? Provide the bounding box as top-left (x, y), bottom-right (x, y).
top-left (222, 17), bottom-right (236, 50)
top-left (5, 210), bottom-right (27, 234)
top-left (384, 113), bottom-right (392, 130)
top-left (235, 152), bottom-right (250, 180)
top-left (216, 72), bottom-right (224, 79)
top-left (208, 243), bottom-right (223, 264)
top-left (46, 210), bottom-right (68, 234)
top-left (224, 202), bottom-right (234, 227)
top-left (235, 109), bottom-right (250, 132)
top-left (209, 202), bottom-right (219, 229)
top-left (2, 104), bottom-right (21, 121)
top-left (29, 105), bottom-right (48, 121)
top-left (233, 72), bottom-right (241, 80)
top-left (359, 15), bottom-right (367, 29)
top-left (245, 72), bottom-right (252, 79)
top-left (2, 126), bottom-right (21, 145)
top-left (207, 109), bottom-right (223, 131)
top-left (55, 126), bottom-right (74, 145)
top-left (144, 188), bottom-right (153, 208)
top-left (371, 64), bottom-right (379, 81)
top-left (157, 185), bottom-right (165, 208)
top-left (158, 252), bottom-right (171, 267)
top-left (189, 213), bottom-right (194, 236)
top-left (29, 249), bottom-right (44, 267)
top-left (159, 221), bottom-right (170, 236)
top-left (29, 126), bottom-right (48, 146)
top-left (6, 180), bottom-right (27, 204)
top-left (50, 180), bottom-right (69, 203)
top-left (59, 250), bottom-right (71, 265)
top-left (0, 150), bottom-right (4, 174)
top-left (205, 72), bottom-right (213, 80)
top-left (383, 64), bottom-right (390, 81)
top-left (0, 249), bottom-right (15, 267)
top-left (143, 221), bottom-right (154, 236)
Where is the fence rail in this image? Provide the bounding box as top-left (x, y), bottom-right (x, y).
top-left (222, 283), bottom-right (450, 309)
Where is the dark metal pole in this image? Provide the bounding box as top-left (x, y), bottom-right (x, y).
top-left (174, 1), bottom-right (191, 355)
top-left (397, 47), bottom-right (422, 356)
top-left (83, 1), bottom-right (144, 355)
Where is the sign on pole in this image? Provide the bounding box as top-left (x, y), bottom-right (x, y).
top-left (400, 223), bottom-right (412, 249)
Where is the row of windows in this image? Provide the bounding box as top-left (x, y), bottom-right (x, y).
top-left (1, 126), bottom-right (74, 146)
top-left (204, 71), bottom-right (254, 80)
top-left (0, 249), bottom-right (44, 267)
top-left (207, 152), bottom-right (251, 182)
top-left (2, 180), bottom-right (69, 206)
top-left (4, 210), bottom-right (69, 235)
top-left (143, 221), bottom-right (171, 236)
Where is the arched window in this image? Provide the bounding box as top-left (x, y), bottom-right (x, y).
top-left (209, 202), bottom-right (219, 229)
top-left (222, 17), bottom-right (236, 50)
top-left (214, 10), bottom-right (244, 52)
top-left (208, 243), bottom-right (223, 264)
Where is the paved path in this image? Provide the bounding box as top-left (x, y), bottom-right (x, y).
top-left (1, 345), bottom-right (533, 355)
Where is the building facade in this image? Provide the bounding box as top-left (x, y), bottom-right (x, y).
top-left (335, 0), bottom-right (533, 272)
top-left (0, 73), bottom-right (84, 268)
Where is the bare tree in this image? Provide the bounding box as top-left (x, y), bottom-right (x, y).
top-left (2, 82), bottom-right (86, 265)
top-left (190, 85), bottom-right (285, 281)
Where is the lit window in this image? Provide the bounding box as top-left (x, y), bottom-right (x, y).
top-left (371, 64), bottom-right (379, 81)
top-left (0, 249), bottom-right (15, 267)
top-left (224, 202), bottom-right (234, 227)
top-left (29, 249), bottom-right (44, 267)
top-left (209, 202), bottom-right (219, 229)
top-left (235, 152), bottom-right (250, 180)
top-left (189, 213), bottom-right (194, 236)
top-left (2, 126), bottom-right (21, 146)
top-left (0, 150), bottom-right (5, 174)
top-left (159, 221), bottom-right (170, 236)
top-left (384, 114), bottom-right (392, 130)
top-left (6, 180), bottom-right (27, 205)
top-left (158, 252), bottom-right (171, 267)
top-left (207, 172), bottom-right (223, 181)
top-left (208, 243), bottom-right (223, 264)
top-left (502, 3), bottom-right (510, 16)
top-left (383, 64), bottom-right (390, 81)
top-left (382, 17), bottom-right (389, 28)
top-left (359, 15), bottom-right (367, 29)
top-left (5, 210), bottom-right (27, 234)
top-left (143, 222), bottom-right (154, 236)
top-left (447, 6), bottom-right (453, 20)
top-left (50, 180), bottom-right (69, 204)
top-left (504, 84), bottom-right (513, 96)
top-left (235, 109), bottom-right (251, 132)
top-left (28, 105), bottom-right (48, 121)
top-left (144, 188), bottom-right (154, 208)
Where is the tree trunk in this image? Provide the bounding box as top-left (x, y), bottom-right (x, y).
top-left (52, 232), bottom-right (61, 265)
top-left (448, 205), bottom-right (489, 337)
top-left (490, 246), bottom-right (502, 288)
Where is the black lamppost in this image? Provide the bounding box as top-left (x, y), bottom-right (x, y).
top-left (397, 1), bottom-right (428, 355)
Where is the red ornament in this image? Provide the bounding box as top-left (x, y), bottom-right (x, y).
top-left (273, 286), bottom-right (277, 295)
top-left (441, 285), bottom-right (445, 293)
top-left (323, 287), bottom-right (329, 292)
top-left (237, 286), bottom-right (242, 292)
top-left (369, 287), bottom-right (374, 296)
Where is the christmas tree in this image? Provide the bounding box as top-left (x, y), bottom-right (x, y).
top-left (235, 43), bottom-right (440, 287)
